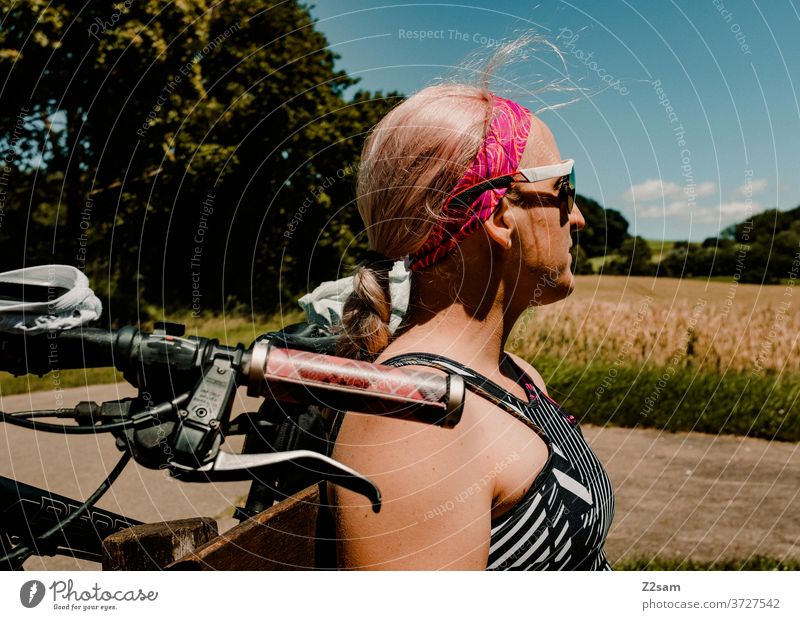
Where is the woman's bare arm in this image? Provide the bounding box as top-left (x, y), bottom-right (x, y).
top-left (330, 396), bottom-right (497, 570)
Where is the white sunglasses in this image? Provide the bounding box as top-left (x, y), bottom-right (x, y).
top-left (450, 159), bottom-right (576, 213)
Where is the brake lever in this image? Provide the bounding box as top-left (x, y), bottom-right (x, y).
top-left (168, 449), bottom-right (382, 513)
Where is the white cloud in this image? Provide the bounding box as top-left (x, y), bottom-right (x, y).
top-left (637, 200), bottom-right (760, 224)
top-left (624, 179), bottom-right (717, 202)
top-left (710, 201), bottom-right (760, 223)
top-left (637, 201), bottom-right (691, 219)
top-left (738, 178), bottom-right (768, 196)
top-left (623, 179), bottom-right (681, 202)
top-left (695, 182), bottom-right (717, 197)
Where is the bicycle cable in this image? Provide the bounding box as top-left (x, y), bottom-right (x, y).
top-left (0, 392), bottom-right (191, 434)
top-left (8, 410), bottom-right (95, 419)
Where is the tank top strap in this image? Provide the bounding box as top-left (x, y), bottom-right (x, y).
top-left (381, 352), bottom-right (546, 437)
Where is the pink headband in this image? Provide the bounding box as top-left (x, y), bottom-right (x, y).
top-left (406, 94), bottom-right (532, 272)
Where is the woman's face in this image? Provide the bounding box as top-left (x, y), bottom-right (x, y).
top-left (507, 116), bottom-right (586, 306)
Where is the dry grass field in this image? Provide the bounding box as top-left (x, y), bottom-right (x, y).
top-left (509, 275), bottom-right (800, 375)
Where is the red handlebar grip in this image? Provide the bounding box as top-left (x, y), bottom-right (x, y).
top-left (247, 342), bottom-right (464, 428)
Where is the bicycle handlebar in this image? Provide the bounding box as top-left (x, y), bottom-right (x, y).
top-left (0, 323), bottom-right (464, 427)
top-left (0, 320), bottom-right (466, 566)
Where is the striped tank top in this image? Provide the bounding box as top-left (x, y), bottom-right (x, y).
top-left (383, 352), bottom-right (615, 571)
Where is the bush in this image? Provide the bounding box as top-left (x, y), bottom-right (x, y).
top-left (604, 236), bottom-right (657, 276)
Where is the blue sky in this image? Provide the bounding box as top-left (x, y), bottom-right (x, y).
top-left (308, 0), bottom-right (800, 242)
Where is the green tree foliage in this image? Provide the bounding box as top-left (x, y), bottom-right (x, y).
top-left (604, 235), bottom-right (656, 276)
top-left (572, 194), bottom-right (629, 259)
top-left (570, 244), bottom-right (594, 275)
top-left (659, 206), bottom-right (800, 282)
top-left (570, 194), bottom-right (799, 283)
top-left (658, 241), bottom-right (702, 278)
top-left (0, 0), bottom-right (399, 320)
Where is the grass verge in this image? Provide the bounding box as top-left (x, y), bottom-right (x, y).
top-left (534, 356), bottom-right (800, 442)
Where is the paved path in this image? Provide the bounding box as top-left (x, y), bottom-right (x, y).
top-left (584, 425), bottom-right (800, 565)
top-left (2, 384), bottom-right (798, 569)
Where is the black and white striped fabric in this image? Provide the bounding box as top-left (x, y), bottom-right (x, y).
top-left (383, 352), bottom-right (615, 571)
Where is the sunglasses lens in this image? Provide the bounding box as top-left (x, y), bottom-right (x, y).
top-left (558, 169), bottom-right (575, 213)
top-left (567, 168), bottom-right (576, 213)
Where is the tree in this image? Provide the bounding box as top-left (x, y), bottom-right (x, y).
top-left (658, 241), bottom-right (693, 278)
top-left (605, 235), bottom-right (656, 276)
top-left (0, 0), bottom-right (399, 320)
top-left (570, 244), bottom-right (594, 275)
top-left (572, 194), bottom-right (629, 259)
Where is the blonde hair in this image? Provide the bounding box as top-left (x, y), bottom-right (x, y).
top-left (337, 84), bottom-right (493, 360)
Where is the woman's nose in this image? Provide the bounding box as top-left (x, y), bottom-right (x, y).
top-left (570, 203), bottom-right (586, 232)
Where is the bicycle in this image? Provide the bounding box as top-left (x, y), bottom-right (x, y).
top-left (0, 314), bottom-right (465, 570)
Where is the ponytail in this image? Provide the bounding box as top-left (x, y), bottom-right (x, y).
top-left (337, 262), bottom-right (393, 360)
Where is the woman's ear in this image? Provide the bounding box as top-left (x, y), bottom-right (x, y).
top-left (483, 198), bottom-right (515, 250)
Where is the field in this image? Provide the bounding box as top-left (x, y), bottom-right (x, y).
top-left (4, 275), bottom-right (800, 395)
top-left (510, 277), bottom-right (800, 565)
top-left (508, 275), bottom-right (800, 442)
top-left (5, 275), bottom-right (798, 441)
top-left (510, 275), bottom-right (800, 375)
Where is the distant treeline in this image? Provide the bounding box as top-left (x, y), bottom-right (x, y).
top-left (573, 198), bottom-right (800, 284)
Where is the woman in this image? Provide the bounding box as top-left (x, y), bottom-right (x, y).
top-left (329, 82), bottom-right (614, 570)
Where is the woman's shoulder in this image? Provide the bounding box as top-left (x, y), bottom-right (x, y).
top-left (330, 352), bottom-right (536, 484)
